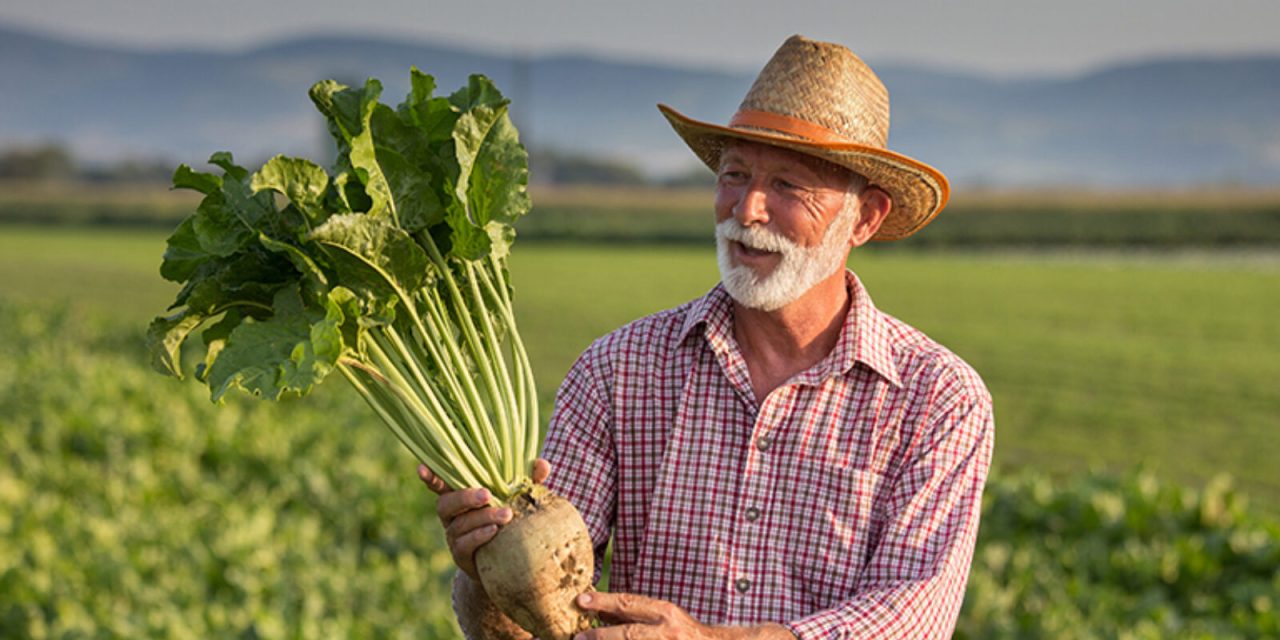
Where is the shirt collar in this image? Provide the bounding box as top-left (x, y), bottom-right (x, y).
top-left (678, 270), bottom-right (903, 389)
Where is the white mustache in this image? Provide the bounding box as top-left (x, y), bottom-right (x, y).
top-left (715, 219), bottom-right (798, 254)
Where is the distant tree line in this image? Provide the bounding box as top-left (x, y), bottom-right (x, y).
top-left (0, 143), bottom-right (76, 181)
top-left (0, 142), bottom-right (173, 183)
top-left (528, 149), bottom-right (712, 187)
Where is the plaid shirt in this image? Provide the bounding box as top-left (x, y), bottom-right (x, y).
top-left (542, 271), bottom-right (994, 639)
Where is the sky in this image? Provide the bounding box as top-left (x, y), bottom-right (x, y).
top-left (3, 0), bottom-right (1280, 77)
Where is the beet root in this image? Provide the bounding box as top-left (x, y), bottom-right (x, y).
top-left (475, 485), bottom-right (594, 640)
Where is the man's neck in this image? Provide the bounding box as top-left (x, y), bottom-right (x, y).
top-left (731, 271), bottom-right (851, 403)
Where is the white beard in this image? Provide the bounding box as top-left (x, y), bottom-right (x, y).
top-left (715, 201), bottom-right (858, 312)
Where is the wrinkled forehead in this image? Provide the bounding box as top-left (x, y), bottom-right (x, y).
top-left (717, 139), bottom-right (855, 186)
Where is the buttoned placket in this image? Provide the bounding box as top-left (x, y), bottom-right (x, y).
top-left (724, 384), bottom-right (792, 624)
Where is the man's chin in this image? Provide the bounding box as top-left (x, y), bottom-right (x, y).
top-left (730, 261), bottom-right (777, 283)
top-left (720, 255), bottom-right (849, 312)
top-left (721, 267), bottom-right (796, 311)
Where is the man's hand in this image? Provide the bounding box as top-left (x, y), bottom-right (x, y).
top-left (417, 459), bottom-right (551, 580)
top-left (573, 592), bottom-right (796, 639)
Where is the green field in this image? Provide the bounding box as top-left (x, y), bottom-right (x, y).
top-left (2, 225), bottom-right (1279, 637)
top-left (2, 226), bottom-right (1278, 505)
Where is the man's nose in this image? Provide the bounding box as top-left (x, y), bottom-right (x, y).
top-left (733, 183), bottom-right (769, 226)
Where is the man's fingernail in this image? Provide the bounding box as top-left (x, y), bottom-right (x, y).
top-left (477, 489), bottom-right (490, 503)
top-left (497, 507), bottom-right (512, 522)
top-left (577, 593), bottom-right (592, 606)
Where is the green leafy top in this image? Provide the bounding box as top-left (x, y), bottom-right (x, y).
top-left (150, 69), bottom-right (530, 394)
top-left (147, 70), bottom-right (539, 497)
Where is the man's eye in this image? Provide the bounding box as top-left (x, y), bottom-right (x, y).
top-left (775, 178), bottom-right (799, 191)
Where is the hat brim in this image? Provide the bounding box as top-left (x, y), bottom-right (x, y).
top-left (658, 104), bottom-right (950, 241)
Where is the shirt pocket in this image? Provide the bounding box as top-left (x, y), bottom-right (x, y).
top-left (783, 464), bottom-right (884, 610)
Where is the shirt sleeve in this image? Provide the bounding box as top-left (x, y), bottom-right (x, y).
top-left (540, 342), bottom-right (617, 582)
top-left (786, 371), bottom-right (995, 640)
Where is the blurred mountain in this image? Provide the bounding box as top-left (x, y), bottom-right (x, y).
top-left (3, 24), bottom-right (1279, 187)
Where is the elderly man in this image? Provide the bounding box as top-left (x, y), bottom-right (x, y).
top-left (424, 35), bottom-right (994, 639)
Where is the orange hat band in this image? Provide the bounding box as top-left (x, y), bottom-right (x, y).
top-left (728, 109), bottom-right (865, 146)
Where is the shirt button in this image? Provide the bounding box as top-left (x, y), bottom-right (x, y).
top-left (756, 436), bottom-right (771, 452)
top-left (745, 506), bottom-right (761, 522)
top-left (735, 578), bottom-right (751, 593)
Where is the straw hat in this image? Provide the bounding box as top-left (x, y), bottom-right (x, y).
top-left (659, 35), bottom-right (950, 241)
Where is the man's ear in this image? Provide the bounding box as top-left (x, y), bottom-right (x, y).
top-left (850, 187), bottom-right (892, 247)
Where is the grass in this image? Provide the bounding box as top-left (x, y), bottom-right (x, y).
top-left (855, 251), bottom-right (1280, 506)
top-left (2, 225), bottom-right (1278, 511)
